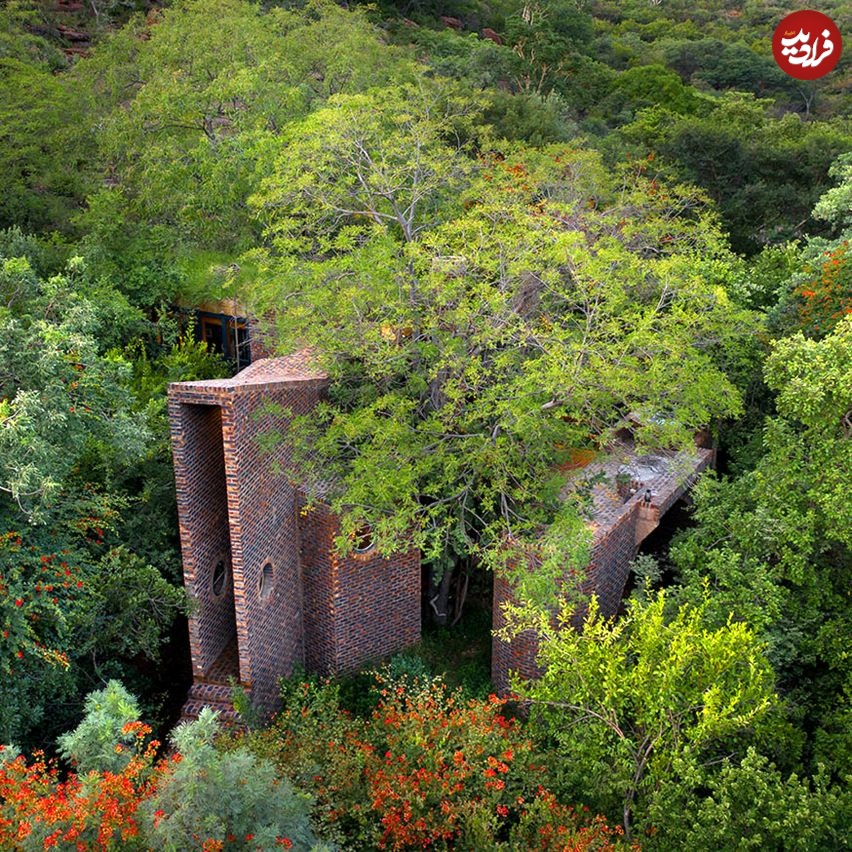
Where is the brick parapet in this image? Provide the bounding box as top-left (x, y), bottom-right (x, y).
top-left (491, 447), bottom-right (714, 695)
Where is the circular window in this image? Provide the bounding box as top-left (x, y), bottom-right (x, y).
top-left (211, 560), bottom-right (228, 596)
top-left (259, 562), bottom-right (273, 601)
top-left (352, 524), bottom-right (375, 554)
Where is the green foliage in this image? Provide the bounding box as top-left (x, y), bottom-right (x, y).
top-left (648, 748), bottom-right (850, 850)
top-left (146, 709), bottom-right (319, 851)
top-left (621, 94), bottom-right (852, 254)
top-left (502, 0), bottom-right (595, 95)
top-left (670, 318), bottom-right (852, 774)
top-left (0, 256), bottom-right (148, 516)
top-left (73, 0), bottom-right (413, 275)
top-left (502, 592), bottom-right (777, 837)
top-left (0, 253), bottom-right (192, 748)
top-left (57, 680), bottom-right (142, 775)
top-left (593, 63), bottom-right (705, 125)
top-left (253, 108), bottom-right (753, 576)
top-left (813, 153), bottom-right (852, 234)
top-left (0, 7), bottom-right (89, 233)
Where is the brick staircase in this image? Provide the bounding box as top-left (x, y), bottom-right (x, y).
top-left (179, 639), bottom-right (250, 728)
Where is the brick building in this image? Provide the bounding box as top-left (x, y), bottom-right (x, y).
top-left (491, 433), bottom-right (714, 694)
top-left (168, 355), bottom-right (421, 719)
top-left (169, 346), bottom-right (712, 716)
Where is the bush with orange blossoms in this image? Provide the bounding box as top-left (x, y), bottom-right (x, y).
top-left (0, 728), bottom-right (157, 851)
top-left (247, 673), bottom-right (631, 850)
top-left (794, 241), bottom-right (852, 338)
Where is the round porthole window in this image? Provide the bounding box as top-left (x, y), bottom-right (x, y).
top-left (259, 562), bottom-right (273, 601)
top-left (352, 524), bottom-right (375, 554)
top-left (212, 560), bottom-right (227, 596)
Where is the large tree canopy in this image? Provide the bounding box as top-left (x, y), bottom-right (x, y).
top-left (250, 87), bottom-right (756, 573)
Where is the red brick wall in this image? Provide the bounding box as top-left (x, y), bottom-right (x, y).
top-left (170, 360), bottom-right (422, 714)
top-left (221, 380), bottom-right (327, 710)
top-left (491, 574), bottom-right (542, 696)
top-left (583, 509), bottom-right (639, 618)
top-left (300, 502), bottom-right (338, 673)
top-left (302, 503), bottom-right (421, 674)
top-left (169, 401), bottom-right (236, 678)
top-left (491, 450), bottom-right (714, 695)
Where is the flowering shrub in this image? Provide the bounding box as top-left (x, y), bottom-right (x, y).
top-left (362, 679), bottom-right (538, 849)
top-left (1, 692), bottom-right (318, 852)
top-left (250, 674), bottom-right (629, 850)
top-left (795, 241), bottom-right (852, 337)
top-left (0, 725), bottom-right (157, 850)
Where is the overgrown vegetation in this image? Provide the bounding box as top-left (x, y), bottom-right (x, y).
top-left (1, 0), bottom-right (849, 847)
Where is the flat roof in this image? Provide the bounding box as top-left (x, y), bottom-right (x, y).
top-left (561, 440), bottom-right (713, 539)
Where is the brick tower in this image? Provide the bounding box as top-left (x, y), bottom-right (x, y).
top-left (168, 355), bottom-right (421, 719)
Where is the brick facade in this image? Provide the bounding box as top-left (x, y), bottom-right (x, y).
top-left (169, 403), bottom-right (236, 677)
top-left (492, 444), bottom-right (714, 695)
top-left (301, 503), bottom-right (421, 673)
top-left (169, 357), bottom-right (421, 717)
top-left (170, 353), bottom-right (711, 713)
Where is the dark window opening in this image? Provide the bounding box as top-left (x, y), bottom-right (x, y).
top-left (181, 309), bottom-right (252, 371)
top-left (352, 524), bottom-right (375, 553)
top-left (259, 562), bottom-right (274, 601)
top-left (212, 560), bottom-right (227, 596)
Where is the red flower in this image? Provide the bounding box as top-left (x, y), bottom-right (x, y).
top-left (14, 599), bottom-right (23, 607)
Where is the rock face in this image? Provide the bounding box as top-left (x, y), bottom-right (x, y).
top-left (481, 27), bottom-right (503, 44)
top-left (439, 15), bottom-right (463, 30)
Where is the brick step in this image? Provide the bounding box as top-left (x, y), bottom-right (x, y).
top-left (179, 681), bottom-right (251, 727)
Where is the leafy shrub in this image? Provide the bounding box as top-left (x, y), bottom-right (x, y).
top-left (248, 674), bottom-right (624, 850)
top-left (57, 680), bottom-right (142, 774)
top-left (146, 709), bottom-right (319, 851)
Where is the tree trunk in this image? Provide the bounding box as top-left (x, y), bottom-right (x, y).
top-left (428, 565), bottom-right (455, 626)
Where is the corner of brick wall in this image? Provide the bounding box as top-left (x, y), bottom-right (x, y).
top-left (301, 503), bottom-right (421, 675)
top-left (491, 573), bottom-right (542, 696)
top-left (168, 393), bottom-right (237, 679)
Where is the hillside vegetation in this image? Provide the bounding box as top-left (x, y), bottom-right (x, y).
top-left (0, 0), bottom-right (849, 848)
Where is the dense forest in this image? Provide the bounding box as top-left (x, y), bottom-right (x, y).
top-left (0, 0), bottom-right (850, 848)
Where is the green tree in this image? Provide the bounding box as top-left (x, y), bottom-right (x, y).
top-left (648, 748), bottom-right (849, 851)
top-left (621, 94), bottom-right (851, 254)
top-left (500, 592), bottom-right (777, 838)
top-left (670, 317), bottom-right (852, 775)
top-left (0, 253), bottom-right (187, 748)
top-left (251, 90), bottom-right (754, 606)
top-left (73, 0), bottom-right (413, 299)
top-left (145, 709), bottom-right (320, 851)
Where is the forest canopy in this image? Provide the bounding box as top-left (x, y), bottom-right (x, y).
top-left (0, 0), bottom-right (850, 848)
